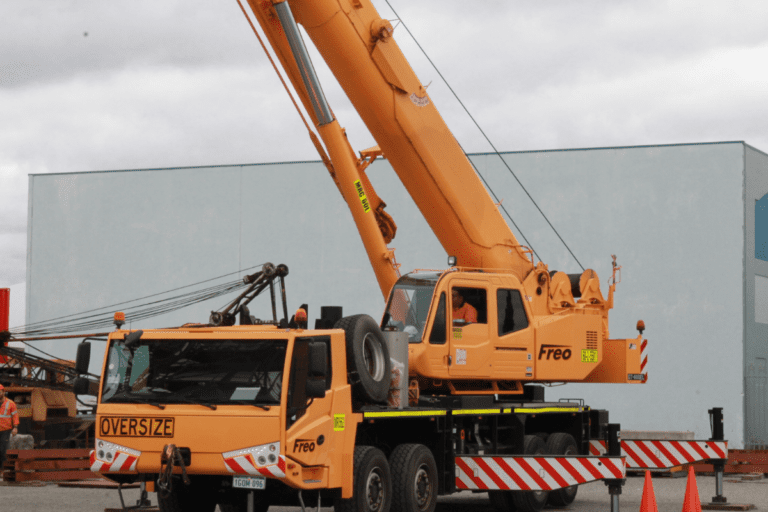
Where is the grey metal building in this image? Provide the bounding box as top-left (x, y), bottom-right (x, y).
top-left (25, 141), bottom-right (768, 448)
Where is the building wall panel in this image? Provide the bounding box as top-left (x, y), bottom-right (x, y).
top-left (745, 144), bottom-right (768, 448)
top-left (25, 142), bottom-right (760, 447)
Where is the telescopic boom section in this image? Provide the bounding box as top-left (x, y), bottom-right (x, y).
top-left (245, 0), bottom-right (401, 297)
top-left (246, 0), bottom-right (534, 294)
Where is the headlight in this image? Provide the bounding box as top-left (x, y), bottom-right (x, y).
top-left (92, 438), bottom-right (141, 472)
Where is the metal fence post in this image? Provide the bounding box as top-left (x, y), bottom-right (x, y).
top-left (604, 423), bottom-right (625, 512)
top-left (708, 407), bottom-right (728, 504)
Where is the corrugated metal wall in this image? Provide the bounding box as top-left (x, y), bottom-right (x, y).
top-left (26, 141), bottom-right (762, 447)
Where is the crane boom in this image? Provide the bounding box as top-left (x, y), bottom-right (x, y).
top-left (244, 0), bottom-right (534, 297)
top-left (242, 0), bottom-right (646, 393)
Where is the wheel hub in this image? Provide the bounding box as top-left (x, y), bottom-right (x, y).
top-left (362, 333), bottom-right (385, 381)
top-left (366, 467), bottom-right (385, 512)
top-left (413, 465), bottom-right (432, 509)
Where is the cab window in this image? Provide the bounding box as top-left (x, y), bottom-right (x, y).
top-left (451, 287), bottom-right (487, 325)
top-left (428, 292), bottom-right (447, 345)
top-left (497, 288), bottom-right (529, 336)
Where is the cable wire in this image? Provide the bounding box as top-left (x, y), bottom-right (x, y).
top-left (384, 0), bottom-right (584, 271)
top-left (12, 262), bottom-right (266, 332)
top-left (16, 339), bottom-right (70, 362)
top-left (7, 264), bottom-right (266, 339)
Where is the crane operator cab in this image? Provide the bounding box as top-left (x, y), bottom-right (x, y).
top-left (381, 267), bottom-right (643, 394)
top-left (382, 269), bottom-right (536, 394)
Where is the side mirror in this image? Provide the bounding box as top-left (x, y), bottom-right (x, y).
top-left (75, 342), bottom-right (91, 374)
top-left (124, 330), bottom-right (144, 349)
top-left (73, 377), bottom-right (90, 395)
top-left (306, 379), bottom-right (326, 399)
top-left (308, 342), bottom-right (328, 379)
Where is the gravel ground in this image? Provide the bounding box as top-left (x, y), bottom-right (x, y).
top-left (2, 474), bottom-right (765, 512)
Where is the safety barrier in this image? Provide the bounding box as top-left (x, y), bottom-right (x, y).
top-left (456, 454), bottom-right (625, 490)
top-left (589, 439), bottom-right (728, 470)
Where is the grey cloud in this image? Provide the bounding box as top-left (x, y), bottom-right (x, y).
top-left (0, 0), bottom-right (270, 88)
top-left (388, 1), bottom-right (768, 104)
top-left (1, 0), bottom-right (767, 296)
top-left (0, 215), bottom-right (26, 235)
top-left (0, 233), bottom-right (27, 287)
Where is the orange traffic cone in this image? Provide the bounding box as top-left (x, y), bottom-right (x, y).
top-left (640, 470), bottom-right (659, 512)
top-left (681, 466), bottom-right (702, 512)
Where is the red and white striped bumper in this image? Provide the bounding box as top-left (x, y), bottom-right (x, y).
top-left (222, 442), bottom-right (285, 478)
top-left (589, 440), bottom-right (727, 469)
top-left (90, 441), bottom-right (141, 473)
top-left (455, 455), bottom-right (625, 491)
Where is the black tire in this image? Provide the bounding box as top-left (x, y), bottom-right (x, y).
top-left (335, 315), bottom-right (392, 403)
top-left (545, 433), bottom-right (579, 506)
top-left (335, 446), bottom-right (392, 512)
top-left (156, 477), bottom-right (216, 512)
top-left (510, 435), bottom-right (549, 512)
top-left (488, 490), bottom-right (516, 512)
top-left (389, 444), bottom-right (438, 512)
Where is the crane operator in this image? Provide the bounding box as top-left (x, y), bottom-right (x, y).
top-left (452, 289), bottom-right (477, 324)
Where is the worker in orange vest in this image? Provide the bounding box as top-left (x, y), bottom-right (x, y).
top-left (0, 384), bottom-right (19, 471)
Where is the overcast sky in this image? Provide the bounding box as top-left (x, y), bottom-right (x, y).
top-left (2, 0), bottom-right (768, 296)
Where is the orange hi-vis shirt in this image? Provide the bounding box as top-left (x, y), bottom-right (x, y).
top-left (0, 398), bottom-right (19, 431)
top-left (453, 302), bottom-right (478, 323)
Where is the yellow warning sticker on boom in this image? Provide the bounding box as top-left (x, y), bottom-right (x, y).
top-left (353, 180), bottom-right (371, 213)
top-left (333, 414), bottom-right (345, 431)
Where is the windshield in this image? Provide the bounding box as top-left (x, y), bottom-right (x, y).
top-left (382, 273), bottom-right (439, 343)
top-left (101, 338), bottom-right (286, 407)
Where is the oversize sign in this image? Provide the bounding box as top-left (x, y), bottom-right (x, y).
top-left (99, 416), bottom-right (175, 437)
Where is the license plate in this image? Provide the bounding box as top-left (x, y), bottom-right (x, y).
top-left (233, 475), bottom-right (266, 490)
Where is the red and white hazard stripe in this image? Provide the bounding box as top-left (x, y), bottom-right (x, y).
top-left (455, 456), bottom-right (625, 491)
top-left (222, 452), bottom-right (286, 478)
top-left (640, 339), bottom-right (648, 382)
top-left (90, 448), bottom-right (140, 473)
top-left (589, 440), bottom-right (727, 469)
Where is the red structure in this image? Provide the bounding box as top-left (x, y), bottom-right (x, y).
top-left (1, 287), bottom-right (9, 363)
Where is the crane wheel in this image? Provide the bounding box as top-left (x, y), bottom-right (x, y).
top-left (335, 446), bottom-right (392, 512)
top-left (510, 435), bottom-right (549, 512)
top-left (389, 444), bottom-right (438, 512)
top-left (335, 314), bottom-right (392, 404)
top-left (545, 433), bottom-right (579, 506)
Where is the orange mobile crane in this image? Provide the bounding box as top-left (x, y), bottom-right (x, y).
top-left (80, 2), bottom-right (653, 512)
top-left (239, 0), bottom-right (645, 393)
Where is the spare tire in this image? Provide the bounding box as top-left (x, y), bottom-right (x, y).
top-left (335, 314), bottom-right (392, 403)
